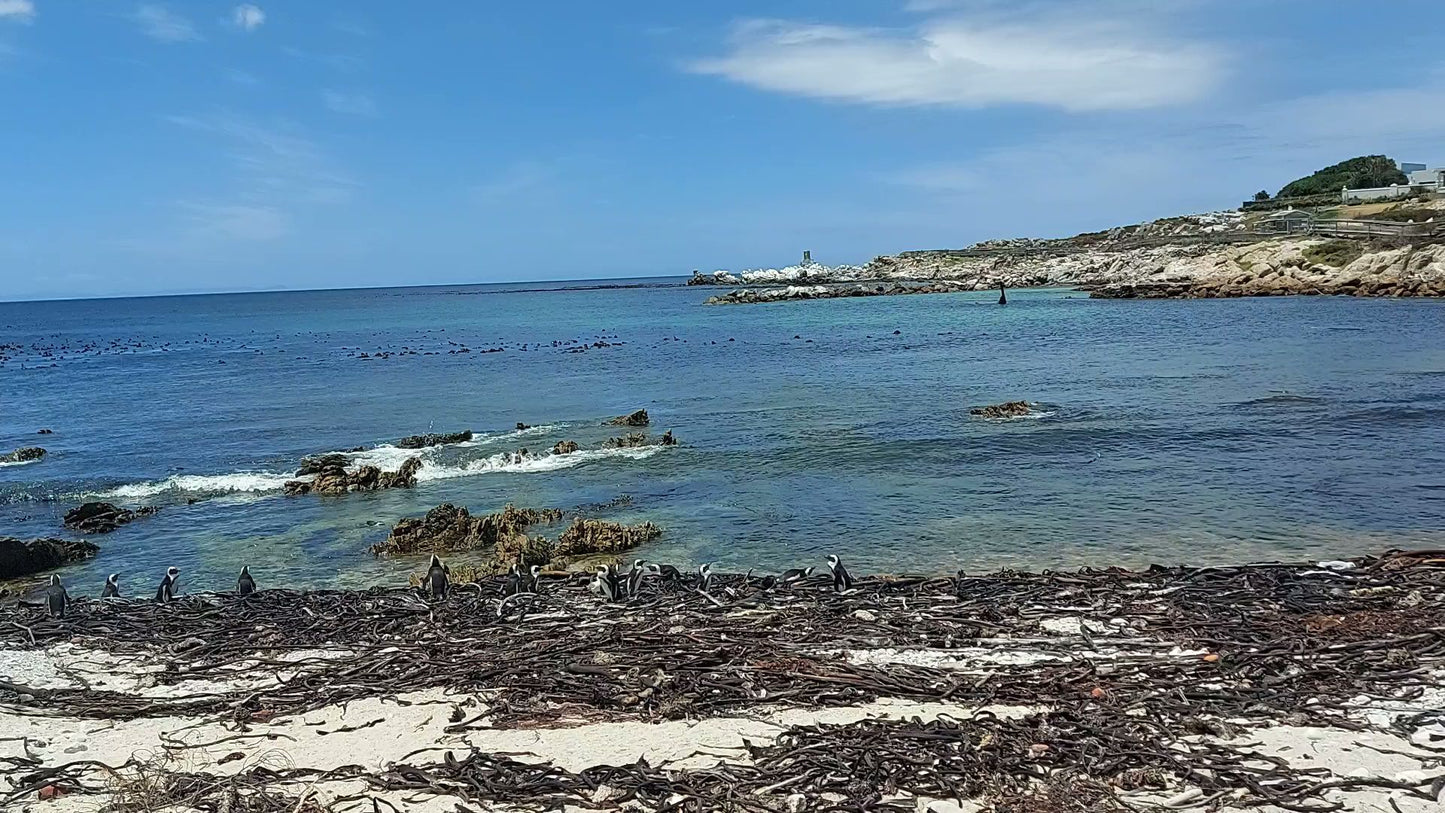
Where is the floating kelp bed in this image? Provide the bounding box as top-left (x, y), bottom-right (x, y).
top-left (2, 550), bottom-right (1444, 810)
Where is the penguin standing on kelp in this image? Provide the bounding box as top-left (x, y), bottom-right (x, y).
top-left (237, 566), bottom-right (256, 597)
top-left (101, 573), bottom-right (120, 598)
top-left (627, 559), bottom-right (647, 597)
top-left (46, 575), bottom-right (69, 618)
top-left (425, 555), bottom-right (449, 600)
top-left (826, 555), bottom-right (854, 592)
top-left (528, 564), bottom-right (543, 594)
top-left (504, 564), bottom-right (522, 596)
top-left (590, 565), bottom-right (615, 601)
top-left (652, 563), bottom-right (682, 583)
top-left (696, 562), bottom-right (713, 593)
top-left (155, 566), bottom-right (180, 603)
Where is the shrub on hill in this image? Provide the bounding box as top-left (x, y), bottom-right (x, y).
top-left (1278, 156), bottom-right (1406, 198)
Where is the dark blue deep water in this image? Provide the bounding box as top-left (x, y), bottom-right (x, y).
top-left (2, 280), bottom-right (1443, 593)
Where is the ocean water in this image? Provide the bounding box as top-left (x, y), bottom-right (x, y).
top-left (3, 280), bottom-right (1444, 594)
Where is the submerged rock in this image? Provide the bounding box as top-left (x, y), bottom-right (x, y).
top-left (608, 409), bottom-right (650, 427)
top-left (660, 430), bottom-right (677, 446)
top-left (0, 537), bottom-right (100, 579)
top-left (37, 429), bottom-right (53, 435)
top-left (605, 432), bottom-right (650, 448)
top-left (516, 422), bottom-right (531, 431)
top-left (970, 401), bottom-right (1035, 419)
top-left (552, 440), bottom-right (581, 455)
top-left (285, 456), bottom-right (421, 496)
top-left (375, 503), bottom-right (563, 557)
top-left (2, 447), bottom-right (46, 463)
top-left (396, 430), bottom-right (473, 449)
top-left (63, 502), bottom-right (159, 534)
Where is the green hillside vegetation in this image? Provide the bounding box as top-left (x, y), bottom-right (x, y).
top-left (1278, 156), bottom-right (1406, 198)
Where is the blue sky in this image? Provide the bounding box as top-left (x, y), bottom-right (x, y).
top-left (2, 1), bottom-right (1444, 300)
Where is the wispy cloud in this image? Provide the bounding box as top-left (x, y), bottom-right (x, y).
top-left (472, 161), bottom-right (560, 203)
top-left (231, 4), bottom-right (264, 32)
top-left (133, 4), bottom-right (200, 43)
top-left (0, 0), bottom-right (35, 23)
top-left (322, 90), bottom-right (378, 117)
top-left (224, 68), bottom-right (260, 86)
top-left (690, 9), bottom-right (1224, 112)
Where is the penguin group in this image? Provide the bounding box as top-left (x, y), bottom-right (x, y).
top-left (36, 553), bottom-right (859, 619)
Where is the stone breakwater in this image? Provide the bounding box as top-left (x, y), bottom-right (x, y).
top-left (704, 238), bottom-right (1445, 304)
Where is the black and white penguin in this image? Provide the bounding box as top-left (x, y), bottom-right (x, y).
top-left (425, 555), bottom-right (449, 600)
top-left (504, 564), bottom-right (522, 596)
top-left (46, 574), bottom-right (68, 618)
top-left (606, 564), bottom-right (624, 601)
top-left (155, 566), bottom-right (180, 603)
top-left (626, 559), bottom-right (647, 597)
top-left (591, 565), bottom-right (614, 601)
top-left (101, 573), bottom-right (120, 599)
top-left (780, 566), bottom-right (814, 586)
top-left (697, 562), bottom-right (713, 593)
top-left (237, 565), bottom-right (256, 597)
top-left (527, 564), bottom-right (543, 594)
top-left (653, 563), bottom-right (683, 582)
top-left (826, 555), bottom-right (854, 592)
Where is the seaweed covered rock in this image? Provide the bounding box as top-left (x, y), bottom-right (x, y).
top-left (285, 456), bottom-right (422, 496)
top-left (63, 502), bottom-right (160, 534)
top-left (553, 518), bottom-right (662, 559)
top-left (374, 503), bottom-right (562, 557)
top-left (2, 447), bottom-right (46, 463)
top-left (605, 433), bottom-right (650, 449)
top-left (608, 409), bottom-right (649, 427)
top-left (0, 537), bottom-right (100, 579)
top-left (396, 430), bottom-right (473, 449)
top-left (970, 401), bottom-right (1034, 419)
top-left (552, 440), bottom-right (580, 455)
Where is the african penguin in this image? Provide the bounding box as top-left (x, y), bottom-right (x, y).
top-left (237, 565), bottom-right (256, 597)
top-left (697, 562), bottom-right (713, 593)
top-left (780, 566), bottom-right (814, 586)
top-left (527, 564), bottom-right (542, 594)
top-left (504, 564), bottom-right (522, 596)
top-left (653, 563), bottom-right (683, 582)
top-left (826, 555), bottom-right (854, 592)
top-left (627, 559), bottom-right (646, 597)
top-left (425, 555), bottom-right (449, 600)
top-left (591, 566), bottom-right (614, 601)
top-left (46, 574), bottom-right (68, 618)
top-left (101, 573), bottom-right (120, 599)
top-left (155, 566), bottom-right (180, 603)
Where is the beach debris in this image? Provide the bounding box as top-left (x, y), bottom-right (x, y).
top-left (0, 537), bottom-right (99, 579)
top-left (2, 550), bottom-right (1442, 812)
top-left (62, 502), bottom-right (159, 534)
top-left (607, 409), bottom-right (650, 427)
top-left (283, 456), bottom-right (420, 496)
top-left (1, 446), bottom-right (46, 463)
top-left (374, 503), bottom-right (562, 557)
top-left (969, 401), bottom-right (1035, 419)
top-left (396, 430), bottom-right (473, 449)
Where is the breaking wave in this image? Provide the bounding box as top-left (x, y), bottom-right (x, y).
top-left (93, 440), bottom-right (664, 499)
top-left (0, 458), bottom-right (42, 468)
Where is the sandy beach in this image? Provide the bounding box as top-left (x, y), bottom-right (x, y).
top-left (3, 552), bottom-right (1442, 811)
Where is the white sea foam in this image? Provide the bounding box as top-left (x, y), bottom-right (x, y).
top-left (95, 439), bottom-right (663, 498)
top-left (100, 472), bottom-right (298, 499)
top-left (0, 458), bottom-right (42, 468)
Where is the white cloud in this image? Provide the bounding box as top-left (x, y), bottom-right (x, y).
top-left (322, 90), bottom-right (377, 117)
top-left (690, 12), bottom-right (1223, 112)
top-left (231, 4), bottom-right (264, 32)
top-left (0, 0), bottom-right (35, 23)
top-left (133, 4), bottom-right (200, 43)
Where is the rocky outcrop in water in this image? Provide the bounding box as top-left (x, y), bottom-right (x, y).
top-left (374, 503), bottom-right (562, 557)
top-left (660, 430), bottom-right (677, 446)
top-left (295, 453), bottom-right (350, 476)
top-left (0, 537), bottom-right (100, 579)
top-left (605, 433), bottom-right (649, 448)
top-left (284, 456), bottom-right (421, 496)
top-left (63, 502), bottom-right (160, 534)
top-left (396, 430), bottom-right (473, 449)
top-left (970, 401), bottom-right (1035, 419)
top-left (2, 447), bottom-right (46, 463)
top-left (553, 518), bottom-right (662, 558)
top-left (552, 440), bottom-right (580, 455)
top-left (608, 409), bottom-right (650, 427)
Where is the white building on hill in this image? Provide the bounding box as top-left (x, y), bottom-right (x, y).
top-left (1341, 160), bottom-right (1444, 203)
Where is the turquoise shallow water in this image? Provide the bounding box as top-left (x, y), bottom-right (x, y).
top-left (2, 280), bottom-right (1444, 593)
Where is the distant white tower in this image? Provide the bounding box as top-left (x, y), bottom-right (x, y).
top-left (802, 250), bottom-right (813, 265)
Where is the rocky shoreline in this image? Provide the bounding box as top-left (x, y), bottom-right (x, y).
top-left (698, 209), bottom-right (1445, 304)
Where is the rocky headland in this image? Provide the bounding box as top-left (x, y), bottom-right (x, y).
top-left (699, 206), bottom-right (1445, 303)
